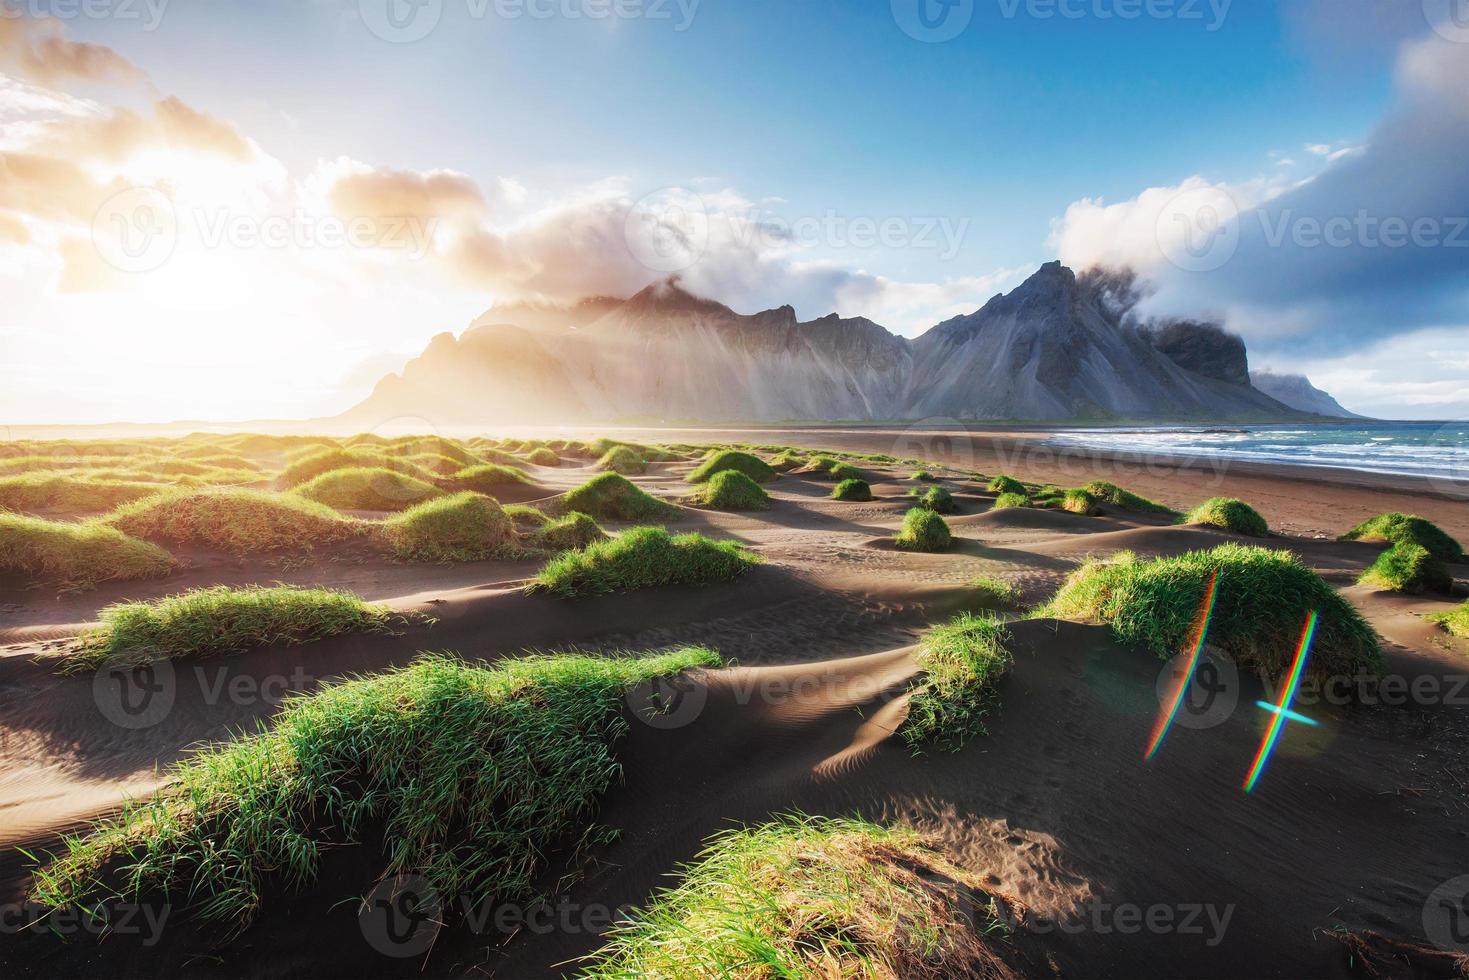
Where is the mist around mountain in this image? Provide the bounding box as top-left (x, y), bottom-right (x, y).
top-left (342, 262), bottom-right (1359, 426)
top-left (1250, 371), bottom-right (1364, 419)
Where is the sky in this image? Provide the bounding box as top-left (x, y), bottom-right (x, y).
top-left (0, 0), bottom-right (1466, 423)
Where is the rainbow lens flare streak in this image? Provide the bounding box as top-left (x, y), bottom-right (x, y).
top-left (1145, 571), bottom-right (1220, 761)
top-left (1243, 610), bottom-right (1319, 793)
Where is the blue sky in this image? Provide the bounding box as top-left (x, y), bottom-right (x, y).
top-left (2, 0), bottom-right (1466, 421)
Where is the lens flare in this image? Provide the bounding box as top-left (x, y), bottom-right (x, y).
top-left (1243, 610), bottom-right (1319, 793)
top-left (1145, 571), bottom-right (1219, 761)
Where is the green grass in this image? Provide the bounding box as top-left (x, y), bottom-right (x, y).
top-left (769, 450), bottom-right (806, 472)
top-left (579, 814), bottom-right (1012, 980)
top-left (827, 462), bottom-right (864, 483)
top-left (523, 447), bottom-right (560, 467)
top-left (560, 473), bottom-right (677, 522)
top-left (691, 471), bottom-right (770, 511)
top-left (986, 475), bottom-right (1025, 496)
top-left (30, 649), bottom-right (721, 934)
top-left (384, 436), bottom-right (478, 466)
top-left (381, 491), bottom-right (518, 561)
top-left (0, 513), bottom-right (173, 586)
top-left (901, 613), bottom-right (1013, 752)
top-left (62, 586), bottom-right (398, 672)
top-left (294, 467), bottom-right (443, 512)
top-left (276, 448), bottom-right (430, 489)
top-left (831, 478), bottom-right (873, 502)
top-left (688, 450), bottom-right (776, 485)
top-left (970, 575), bottom-right (1020, 606)
top-left (1180, 497), bottom-right (1269, 536)
top-left (0, 474), bottom-right (165, 514)
top-left (452, 463), bottom-right (534, 494)
top-left (1062, 488), bottom-right (1100, 516)
top-left (535, 512), bottom-right (608, 551)
top-left (896, 508), bottom-right (952, 552)
top-left (103, 488), bottom-right (363, 555)
top-left (596, 446), bottom-right (648, 475)
top-left (1030, 485), bottom-right (1065, 509)
top-left (530, 527), bottom-right (759, 597)
top-left (909, 485), bottom-right (957, 514)
top-left (1428, 601), bottom-right (1469, 638)
top-left (991, 492), bottom-right (1028, 511)
top-left (503, 503), bottom-right (552, 529)
top-left (801, 455), bottom-right (840, 475)
top-left (1083, 481), bottom-right (1174, 515)
top-left (1040, 543), bottom-right (1383, 681)
top-left (1341, 513), bottom-right (1464, 562)
top-left (911, 470), bottom-right (937, 482)
top-left (1358, 543), bottom-right (1453, 595)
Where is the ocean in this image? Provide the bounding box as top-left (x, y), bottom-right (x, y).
top-left (1044, 421), bottom-right (1469, 484)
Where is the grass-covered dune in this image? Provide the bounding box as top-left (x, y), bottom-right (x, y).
top-left (992, 492), bottom-right (1028, 511)
top-left (901, 613), bottom-right (1013, 752)
top-left (1084, 481), bottom-right (1174, 515)
top-left (276, 447), bottom-right (428, 489)
top-left (0, 474), bottom-right (166, 514)
top-left (687, 450), bottom-right (776, 484)
top-left (987, 475), bottom-right (1025, 496)
top-left (1061, 488), bottom-right (1100, 516)
top-left (909, 485), bottom-right (956, 514)
top-left (452, 463), bottom-right (535, 494)
top-left (62, 585), bottom-right (397, 673)
top-left (1041, 543), bottom-right (1382, 681)
top-left (896, 508), bottom-right (952, 552)
top-left (1358, 543), bottom-right (1453, 595)
top-left (535, 512), bottom-right (607, 551)
top-left (832, 477), bottom-right (873, 502)
top-left (581, 815), bottom-right (1017, 980)
top-left (531, 527), bottom-right (759, 597)
top-left (595, 446), bottom-right (648, 475)
top-left (559, 473), bottom-right (678, 522)
top-left (1341, 512), bottom-right (1464, 562)
top-left (522, 447), bottom-right (560, 467)
top-left (103, 488), bottom-right (363, 555)
top-left (689, 471), bottom-right (770, 511)
top-left (381, 491), bottom-right (519, 561)
top-left (32, 650), bottom-right (721, 934)
top-left (1429, 601), bottom-right (1469, 638)
top-left (0, 513), bottom-right (174, 586)
top-left (1180, 497), bottom-right (1269, 536)
top-left (294, 467), bottom-right (443, 512)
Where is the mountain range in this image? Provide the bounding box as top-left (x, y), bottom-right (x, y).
top-left (341, 262), bottom-right (1360, 426)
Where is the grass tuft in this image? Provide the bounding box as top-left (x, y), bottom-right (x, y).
top-left (530, 527), bottom-right (759, 597)
top-left (1180, 497), bottom-right (1269, 536)
top-left (1341, 513), bottom-right (1464, 562)
top-left (1358, 542), bottom-right (1453, 595)
top-left (63, 586), bottom-right (397, 672)
top-left (896, 508), bottom-right (953, 552)
top-left (901, 613), bottom-right (1013, 752)
top-left (831, 478), bottom-right (874, 502)
top-left (523, 447), bottom-right (560, 467)
top-left (103, 489), bottom-right (362, 555)
top-left (535, 512), bottom-right (608, 551)
top-left (1040, 543), bottom-right (1382, 681)
top-left (382, 491), bottom-right (518, 561)
top-left (294, 467), bottom-right (443, 512)
top-left (580, 814), bottom-right (1017, 980)
top-left (30, 649), bottom-right (721, 934)
top-left (909, 485), bottom-right (957, 514)
top-left (1083, 481), bottom-right (1174, 515)
top-left (595, 446), bottom-right (647, 475)
top-left (452, 463), bottom-right (534, 494)
top-left (769, 450), bottom-right (806, 472)
top-left (560, 473), bottom-right (677, 522)
top-left (971, 575), bottom-right (1020, 606)
top-left (987, 475), bottom-right (1025, 496)
top-left (688, 450), bottom-right (775, 485)
top-left (0, 475), bottom-right (168, 515)
top-left (0, 513), bottom-right (173, 586)
top-left (1062, 488), bottom-right (1100, 516)
top-left (991, 492), bottom-right (1028, 511)
top-left (911, 470), bottom-right (937, 482)
top-left (826, 462), bottom-right (864, 483)
top-left (1428, 601), bottom-right (1469, 638)
top-left (690, 470), bottom-right (770, 511)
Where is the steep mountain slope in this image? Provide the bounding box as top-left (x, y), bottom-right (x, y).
top-left (1251, 371), bottom-right (1364, 418)
top-left (340, 263), bottom-right (1307, 426)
